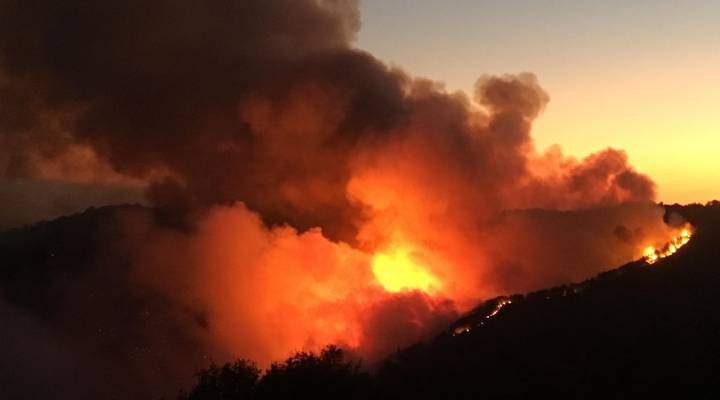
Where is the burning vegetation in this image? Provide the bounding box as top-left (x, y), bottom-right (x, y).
top-left (371, 246), bottom-right (440, 294)
top-left (0, 1), bottom-right (702, 398)
top-left (453, 298), bottom-right (514, 336)
top-left (643, 226), bottom-right (693, 264)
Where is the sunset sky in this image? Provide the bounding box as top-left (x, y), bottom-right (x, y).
top-left (3, 3), bottom-right (719, 398)
top-left (357, 0), bottom-right (719, 204)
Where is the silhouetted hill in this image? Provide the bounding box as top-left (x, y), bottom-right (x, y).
top-left (0, 205), bottom-right (140, 311)
top-left (2, 202), bottom-right (719, 399)
top-left (0, 205), bottom-right (212, 400)
top-left (375, 202), bottom-right (720, 398)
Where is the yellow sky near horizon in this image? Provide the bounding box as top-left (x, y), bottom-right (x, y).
top-left (358, 0), bottom-right (720, 204)
top-left (532, 58), bottom-right (720, 204)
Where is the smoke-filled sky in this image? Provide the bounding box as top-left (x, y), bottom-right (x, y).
top-left (358, 0), bottom-right (720, 205)
top-left (1, 0), bottom-right (717, 229)
top-left (0, 1), bottom-right (708, 398)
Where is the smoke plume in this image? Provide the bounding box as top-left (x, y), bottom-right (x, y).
top-left (0, 0), bottom-right (675, 398)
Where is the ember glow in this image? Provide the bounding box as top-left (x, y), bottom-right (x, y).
top-left (643, 227), bottom-right (693, 265)
top-left (0, 0), bottom-right (693, 384)
top-left (371, 246), bottom-right (439, 293)
top-left (486, 298), bottom-right (513, 319)
top-left (452, 298), bottom-right (513, 336)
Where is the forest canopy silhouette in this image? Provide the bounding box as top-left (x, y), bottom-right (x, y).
top-left (0, 1), bottom-right (716, 399)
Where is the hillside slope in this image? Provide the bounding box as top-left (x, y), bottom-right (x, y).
top-left (2, 203), bottom-right (718, 399)
top-left (0, 205), bottom-right (212, 399)
top-left (375, 203), bottom-right (720, 398)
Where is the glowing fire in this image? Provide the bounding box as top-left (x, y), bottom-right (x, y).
top-left (643, 227), bottom-right (692, 265)
top-left (452, 298), bottom-right (513, 335)
top-left (371, 247), bottom-right (439, 293)
top-left (486, 298), bottom-right (513, 319)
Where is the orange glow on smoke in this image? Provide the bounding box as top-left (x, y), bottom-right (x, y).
top-left (643, 226), bottom-right (692, 265)
top-left (117, 73), bottom-right (684, 368)
top-left (371, 246), bottom-right (439, 293)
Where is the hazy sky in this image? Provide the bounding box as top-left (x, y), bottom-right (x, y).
top-left (357, 0), bottom-right (720, 203)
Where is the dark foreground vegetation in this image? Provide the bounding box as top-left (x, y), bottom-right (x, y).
top-left (177, 346), bottom-right (371, 400)
top-left (2, 202), bottom-right (719, 399)
top-left (179, 202), bottom-right (720, 399)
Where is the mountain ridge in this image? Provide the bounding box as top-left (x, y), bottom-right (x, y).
top-left (374, 202), bottom-right (720, 398)
top-left (2, 202), bottom-right (719, 398)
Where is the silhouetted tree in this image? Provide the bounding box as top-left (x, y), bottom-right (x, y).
top-left (179, 360), bottom-right (260, 400)
top-left (255, 346), bottom-right (371, 400)
top-left (178, 346), bottom-right (371, 400)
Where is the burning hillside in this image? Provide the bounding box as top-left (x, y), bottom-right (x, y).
top-left (0, 1), bottom-right (701, 399)
top-left (369, 203), bottom-right (720, 400)
top-left (644, 226), bottom-right (693, 264)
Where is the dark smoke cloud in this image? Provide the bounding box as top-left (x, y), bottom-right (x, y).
top-left (0, 0), bottom-right (406, 239)
top-left (0, 0), bottom-right (655, 237)
top-left (0, 0), bottom-right (665, 399)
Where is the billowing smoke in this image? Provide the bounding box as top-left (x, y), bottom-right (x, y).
top-left (0, 0), bottom-right (654, 235)
top-left (0, 0), bottom-right (675, 398)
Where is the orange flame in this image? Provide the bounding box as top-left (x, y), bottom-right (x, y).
top-left (452, 298), bottom-right (513, 336)
top-left (643, 226), bottom-right (692, 265)
top-left (485, 298), bottom-right (513, 319)
top-left (371, 246), bottom-right (439, 293)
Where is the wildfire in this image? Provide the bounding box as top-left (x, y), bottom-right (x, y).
top-left (485, 298), bottom-right (513, 319)
top-left (371, 247), bottom-right (439, 293)
top-left (643, 227), bottom-right (692, 265)
top-left (452, 298), bottom-right (513, 336)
